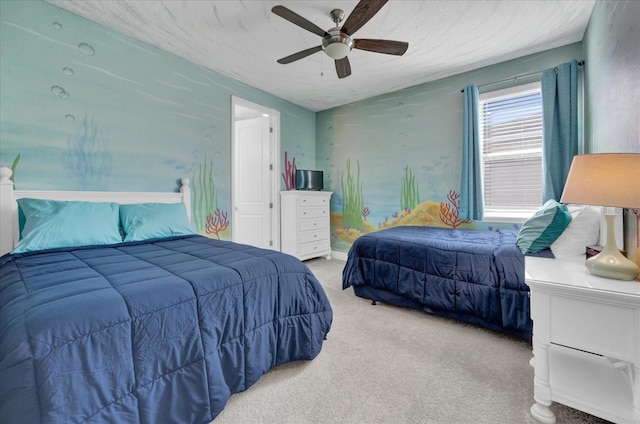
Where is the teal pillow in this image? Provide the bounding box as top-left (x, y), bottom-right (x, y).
top-left (120, 203), bottom-right (195, 242)
top-left (516, 200), bottom-right (572, 254)
top-left (12, 199), bottom-right (122, 254)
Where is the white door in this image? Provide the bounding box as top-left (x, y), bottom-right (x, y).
top-left (233, 116), bottom-right (274, 249)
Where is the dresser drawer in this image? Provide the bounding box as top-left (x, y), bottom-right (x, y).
top-left (299, 195), bottom-right (329, 207)
top-left (299, 219), bottom-right (328, 232)
top-left (299, 240), bottom-right (330, 257)
top-left (299, 229), bottom-right (329, 244)
top-left (549, 295), bottom-right (635, 361)
top-left (299, 207), bottom-right (328, 219)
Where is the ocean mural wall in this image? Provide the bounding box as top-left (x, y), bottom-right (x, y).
top-left (317, 44), bottom-right (583, 253)
top-left (583, 0), bottom-right (639, 154)
top-left (582, 0), bottom-right (640, 266)
top-left (0, 0), bottom-right (316, 240)
top-left (3, 1), bottom-right (636, 257)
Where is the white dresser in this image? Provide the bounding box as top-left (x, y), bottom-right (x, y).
top-left (525, 255), bottom-right (640, 424)
top-left (280, 190), bottom-right (332, 261)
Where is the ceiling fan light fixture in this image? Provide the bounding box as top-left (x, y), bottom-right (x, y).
top-left (272, 2), bottom-right (408, 78)
top-left (322, 29), bottom-right (353, 60)
top-left (323, 41), bottom-right (351, 59)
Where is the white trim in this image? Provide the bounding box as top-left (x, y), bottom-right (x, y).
top-left (331, 251), bottom-right (348, 261)
top-left (231, 96), bottom-right (281, 251)
top-left (483, 210), bottom-right (534, 224)
top-left (479, 81), bottom-right (541, 100)
top-left (0, 167), bottom-right (191, 256)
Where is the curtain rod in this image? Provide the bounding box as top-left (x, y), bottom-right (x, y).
top-left (460, 60), bottom-right (584, 93)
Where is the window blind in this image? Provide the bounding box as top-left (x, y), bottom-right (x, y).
top-left (480, 85), bottom-right (542, 218)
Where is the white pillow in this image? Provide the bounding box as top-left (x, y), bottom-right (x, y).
top-left (550, 205), bottom-right (600, 258)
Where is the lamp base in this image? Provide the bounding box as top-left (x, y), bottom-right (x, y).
top-left (586, 251), bottom-right (640, 281)
top-left (585, 213), bottom-right (640, 281)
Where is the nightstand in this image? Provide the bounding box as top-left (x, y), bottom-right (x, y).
top-left (525, 255), bottom-right (640, 424)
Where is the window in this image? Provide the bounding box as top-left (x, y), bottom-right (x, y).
top-left (479, 82), bottom-right (542, 222)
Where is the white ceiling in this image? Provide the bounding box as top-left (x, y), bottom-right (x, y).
top-left (45, 0), bottom-right (596, 112)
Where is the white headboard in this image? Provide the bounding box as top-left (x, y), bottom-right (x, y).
top-left (0, 166), bottom-right (191, 256)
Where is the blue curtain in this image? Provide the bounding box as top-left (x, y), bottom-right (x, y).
top-left (461, 84), bottom-right (483, 221)
top-left (542, 60), bottom-right (579, 202)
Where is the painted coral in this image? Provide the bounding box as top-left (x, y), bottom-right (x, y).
top-left (282, 151), bottom-right (296, 190)
top-left (206, 208), bottom-right (229, 240)
top-left (440, 190), bottom-right (472, 229)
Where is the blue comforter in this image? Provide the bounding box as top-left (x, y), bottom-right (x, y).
top-left (342, 227), bottom-right (531, 339)
top-left (0, 235), bottom-right (332, 423)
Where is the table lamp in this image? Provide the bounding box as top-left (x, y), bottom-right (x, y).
top-left (560, 153), bottom-right (640, 280)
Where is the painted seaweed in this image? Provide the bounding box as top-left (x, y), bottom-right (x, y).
top-left (64, 114), bottom-right (111, 190)
top-left (341, 158), bottom-right (364, 230)
top-left (9, 153), bottom-right (20, 189)
top-left (192, 155), bottom-right (218, 234)
top-left (400, 166), bottom-right (420, 211)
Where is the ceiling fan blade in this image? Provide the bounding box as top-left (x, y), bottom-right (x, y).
top-left (335, 57), bottom-right (351, 79)
top-left (271, 5), bottom-right (329, 38)
top-left (277, 46), bottom-right (323, 64)
top-left (341, 0), bottom-right (388, 36)
top-left (353, 39), bottom-right (409, 56)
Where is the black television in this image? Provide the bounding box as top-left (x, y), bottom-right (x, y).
top-left (295, 169), bottom-right (323, 191)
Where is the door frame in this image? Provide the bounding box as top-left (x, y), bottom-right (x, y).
top-left (231, 96), bottom-right (281, 250)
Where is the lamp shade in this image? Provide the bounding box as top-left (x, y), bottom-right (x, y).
top-left (560, 153), bottom-right (640, 208)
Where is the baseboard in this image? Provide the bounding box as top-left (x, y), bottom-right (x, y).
top-left (332, 250), bottom-right (348, 261)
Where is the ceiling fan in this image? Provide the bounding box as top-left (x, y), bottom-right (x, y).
top-left (271, 0), bottom-right (409, 79)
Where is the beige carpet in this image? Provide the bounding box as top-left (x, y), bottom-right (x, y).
top-left (213, 258), bottom-right (610, 424)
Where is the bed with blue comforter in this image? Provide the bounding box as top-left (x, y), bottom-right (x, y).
top-left (342, 226), bottom-right (531, 339)
top-left (0, 235), bottom-right (333, 423)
